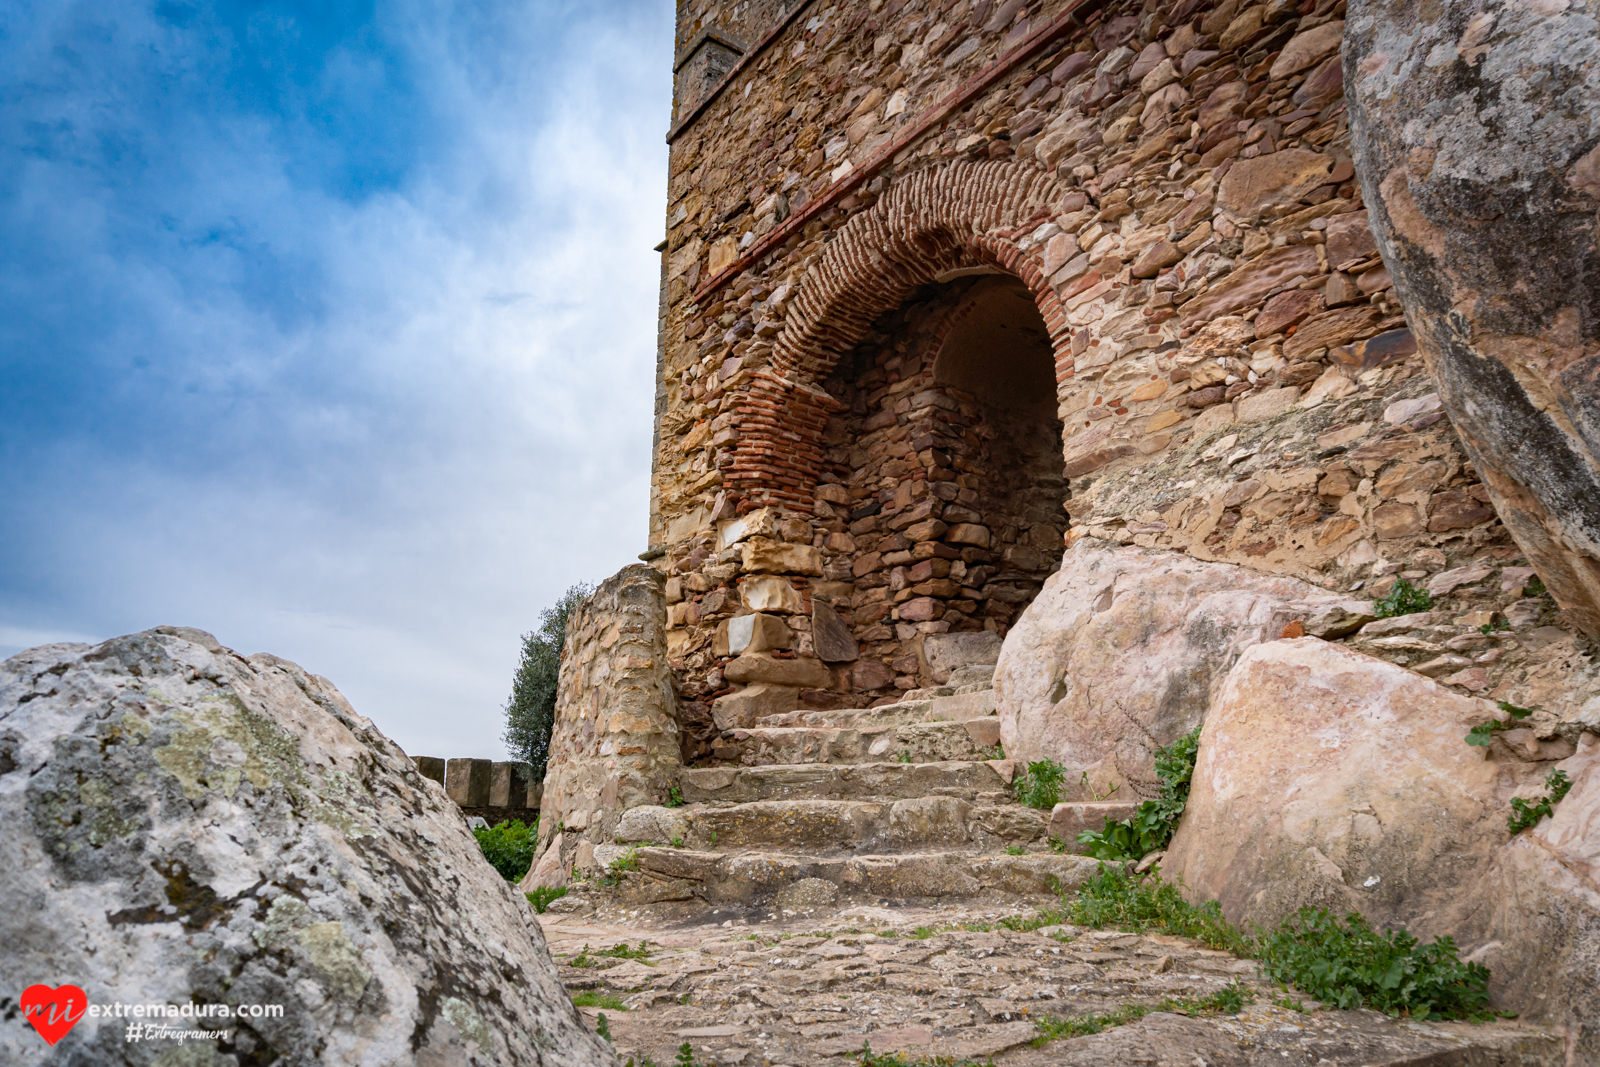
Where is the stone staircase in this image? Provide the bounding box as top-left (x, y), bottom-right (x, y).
top-left (584, 665), bottom-right (1130, 914)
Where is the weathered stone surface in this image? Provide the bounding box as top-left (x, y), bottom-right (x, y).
top-left (740, 575), bottom-right (805, 613)
top-left (1179, 244), bottom-right (1320, 324)
top-left (1347, 0), bottom-right (1600, 632)
top-left (1167, 636), bottom-right (1599, 1057)
top-left (535, 565), bottom-right (680, 879)
top-left (1217, 149), bottom-right (1333, 221)
top-left (811, 598), bottom-right (859, 662)
top-left (0, 628), bottom-right (612, 1067)
top-left (742, 537), bottom-right (824, 576)
top-left (923, 630), bottom-right (1002, 683)
top-left (712, 682), bottom-right (800, 730)
top-left (724, 652), bottom-right (833, 689)
top-left (1269, 20), bottom-right (1344, 79)
top-left (996, 540), bottom-right (1381, 800)
top-left (720, 611), bottom-right (793, 655)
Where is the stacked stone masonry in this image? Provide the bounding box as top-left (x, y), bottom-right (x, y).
top-left (413, 755), bottom-right (543, 824)
top-left (649, 0), bottom-right (1538, 742)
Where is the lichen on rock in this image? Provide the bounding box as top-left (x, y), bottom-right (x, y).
top-left (0, 626), bottom-right (614, 1067)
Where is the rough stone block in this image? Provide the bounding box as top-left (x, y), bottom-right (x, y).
top-left (923, 630), bottom-right (1002, 682)
top-left (446, 757), bottom-right (492, 808)
top-left (1235, 386), bottom-right (1298, 424)
top-left (812, 598), bottom-right (860, 662)
top-left (741, 575), bottom-right (804, 613)
top-left (742, 537), bottom-right (824, 575)
top-left (414, 756), bottom-right (445, 785)
top-left (718, 506), bottom-right (778, 548)
top-left (727, 612), bottom-right (793, 654)
top-left (964, 717), bottom-right (1001, 748)
top-left (713, 683), bottom-right (801, 730)
top-left (724, 652), bottom-right (833, 689)
top-left (1049, 802), bottom-right (1142, 846)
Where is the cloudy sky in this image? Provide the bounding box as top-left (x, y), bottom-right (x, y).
top-left (0, 1), bottom-right (672, 759)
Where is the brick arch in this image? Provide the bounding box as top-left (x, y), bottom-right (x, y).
top-left (726, 160), bottom-right (1074, 513)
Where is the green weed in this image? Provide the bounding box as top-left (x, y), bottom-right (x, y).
top-left (1031, 984), bottom-right (1252, 1047)
top-left (1374, 576), bottom-right (1434, 618)
top-left (571, 990), bottom-right (628, 1010)
top-left (664, 785), bottom-right (686, 808)
top-left (1004, 844), bottom-right (1028, 856)
top-left (1508, 769), bottom-right (1574, 834)
top-left (1014, 759), bottom-right (1068, 810)
top-left (595, 1012), bottom-right (612, 1041)
top-left (1258, 908), bottom-right (1492, 1020)
top-left (1077, 727), bottom-right (1199, 861)
top-left (1524, 575), bottom-right (1547, 598)
top-left (896, 749), bottom-right (914, 763)
top-left (1465, 701), bottom-right (1534, 747)
top-left (670, 834), bottom-right (684, 848)
top-left (1479, 617), bottom-right (1510, 634)
top-left (1067, 865), bottom-right (1500, 1021)
top-left (853, 1041), bottom-right (990, 1066)
top-left (473, 818), bottom-right (539, 881)
top-left (526, 886), bottom-right (567, 913)
top-left (1068, 863), bottom-right (1251, 956)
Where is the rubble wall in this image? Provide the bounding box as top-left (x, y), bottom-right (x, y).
top-left (652, 0), bottom-right (1533, 745)
top-left (533, 566), bottom-right (680, 877)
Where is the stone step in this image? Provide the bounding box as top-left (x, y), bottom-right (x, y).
top-left (1048, 801), bottom-right (1145, 850)
top-left (679, 759), bottom-right (1014, 804)
top-left (621, 844), bottom-right (1103, 906)
top-left (756, 690), bottom-right (995, 729)
top-left (615, 797), bottom-right (1051, 854)
top-left (712, 720), bottom-right (999, 767)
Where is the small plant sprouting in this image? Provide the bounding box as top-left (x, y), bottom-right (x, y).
top-left (1047, 836), bottom-right (1072, 854)
top-left (664, 785), bottom-right (686, 808)
top-left (1465, 701), bottom-right (1534, 747)
top-left (670, 834), bottom-right (684, 848)
top-left (595, 1013), bottom-right (612, 1041)
top-left (1079, 771), bottom-right (1119, 801)
top-left (896, 749), bottom-right (914, 764)
top-left (1508, 770), bottom-right (1574, 834)
top-left (599, 846), bottom-right (641, 886)
top-left (1373, 576), bottom-right (1433, 619)
top-left (1014, 759), bottom-right (1068, 810)
top-left (707, 830), bottom-right (719, 847)
top-left (1524, 575), bottom-right (1547, 598)
top-left (1005, 844), bottom-right (1028, 856)
top-left (675, 1041), bottom-right (699, 1067)
top-left (1479, 617), bottom-right (1510, 634)
top-left (1077, 727), bottom-right (1200, 861)
top-left (526, 886), bottom-right (568, 913)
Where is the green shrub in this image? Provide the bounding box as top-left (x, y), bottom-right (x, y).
top-left (663, 785), bottom-right (686, 808)
top-left (1508, 769), bottom-right (1573, 834)
top-left (1014, 759), bottom-right (1067, 810)
top-left (474, 818), bottom-right (538, 881)
top-left (1373, 576), bottom-right (1433, 618)
top-left (1258, 908), bottom-right (1492, 1020)
top-left (1077, 727), bottom-right (1199, 861)
top-left (1066, 865), bottom-right (1498, 1021)
top-left (503, 582), bottom-right (593, 777)
top-left (526, 886), bottom-right (567, 913)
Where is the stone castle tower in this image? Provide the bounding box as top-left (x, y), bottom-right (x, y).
top-left (646, 0), bottom-right (1522, 751)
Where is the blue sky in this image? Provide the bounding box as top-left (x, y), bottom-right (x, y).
top-left (0, 1), bottom-right (672, 758)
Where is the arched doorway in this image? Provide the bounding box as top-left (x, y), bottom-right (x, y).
top-left (810, 273), bottom-right (1067, 703)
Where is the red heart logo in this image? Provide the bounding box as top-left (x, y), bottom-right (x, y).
top-left (20, 985), bottom-right (87, 1045)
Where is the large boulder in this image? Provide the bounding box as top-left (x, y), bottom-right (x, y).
top-left (1345, 0), bottom-right (1600, 634)
top-left (0, 627), bottom-right (614, 1067)
top-left (993, 540), bottom-right (1373, 800)
top-left (1167, 637), bottom-right (1598, 1057)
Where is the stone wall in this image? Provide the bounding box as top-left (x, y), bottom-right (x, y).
top-left (413, 756), bottom-right (543, 825)
top-left (649, 0), bottom-right (1533, 743)
top-left (530, 565), bottom-right (680, 883)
